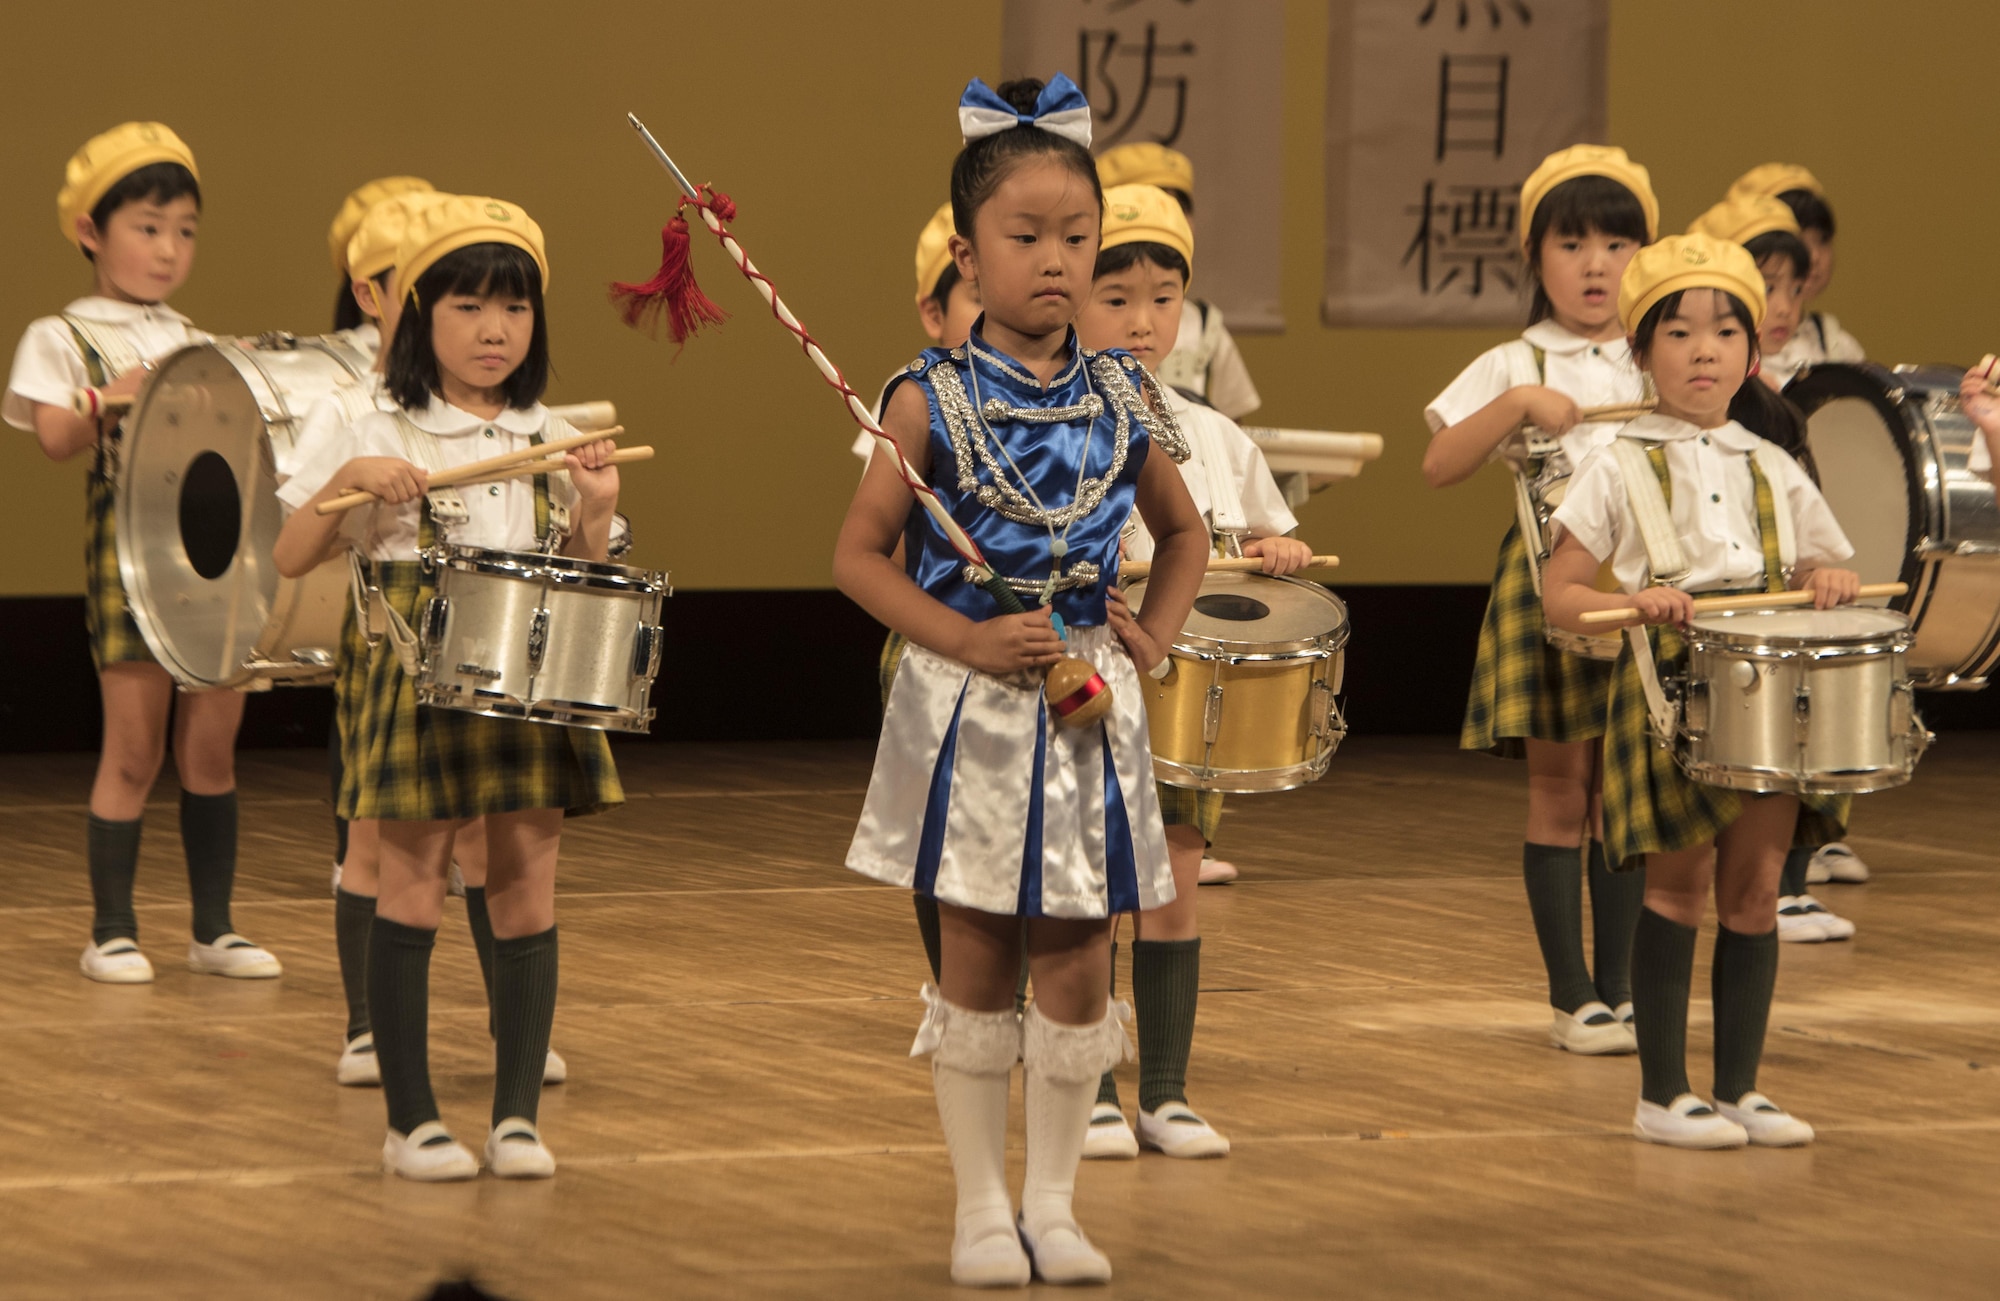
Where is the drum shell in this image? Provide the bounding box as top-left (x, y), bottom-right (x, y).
top-left (1520, 461), bottom-right (1623, 661)
top-left (246, 560), bottom-right (351, 686)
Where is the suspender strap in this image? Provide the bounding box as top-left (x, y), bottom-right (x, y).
top-left (392, 416), bottom-right (470, 526)
top-left (1611, 439), bottom-right (1692, 587)
top-left (62, 316), bottom-right (142, 382)
top-left (1748, 444), bottom-right (1795, 590)
top-left (1507, 342), bottom-right (1554, 592)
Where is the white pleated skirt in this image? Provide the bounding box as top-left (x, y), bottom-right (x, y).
top-left (846, 623), bottom-right (1175, 919)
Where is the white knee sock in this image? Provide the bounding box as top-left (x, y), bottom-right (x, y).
top-left (1021, 1002), bottom-right (1132, 1235)
top-left (917, 987), bottom-right (1022, 1245)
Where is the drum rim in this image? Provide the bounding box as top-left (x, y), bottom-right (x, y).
top-left (1783, 360), bottom-right (1931, 596)
top-left (429, 543), bottom-right (669, 593)
top-left (1128, 572), bottom-right (1350, 657)
top-left (1688, 604), bottom-right (1912, 650)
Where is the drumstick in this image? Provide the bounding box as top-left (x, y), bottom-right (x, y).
top-left (72, 388), bottom-right (134, 418)
top-left (1119, 555), bottom-right (1340, 581)
top-left (1577, 582), bottom-right (1907, 626)
top-left (1978, 354), bottom-right (1999, 394)
top-left (1518, 401), bottom-right (1656, 439)
top-left (546, 400), bottom-right (618, 430)
top-left (314, 427), bottom-right (629, 514)
top-left (450, 445), bottom-right (653, 487)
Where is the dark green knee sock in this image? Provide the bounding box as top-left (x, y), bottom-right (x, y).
top-left (335, 888), bottom-right (375, 1043)
top-left (367, 916), bottom-right (439, 1135)
top-left (1632, 907), bottom-right (1698, 1106)
top-left (180, 790), bottom-right (237, 945)
top-left (1134, 938), bottom-right (1201, 1113)
top-left (491, 927), bottom-right (559, 1127)
top-left (913, 892), bottom-right (942, 983)
top-left (328, 721), bottom-right (348, 867)
top-left (1780, 846), bottom-right (1814, 899)
top-left (86, 815), bottom-right (142, 944)
top-left (1096, 942), bottom-right (1122, 1108)
top-left (464, 886), bottom-right (498, 1039)
top-left (1522, 842), bottom-right (1597, 1013)
top-left (1588, 841), bottom-right (1644, 1008)
top-left (1712, 924), bottom-right (1780, 1105)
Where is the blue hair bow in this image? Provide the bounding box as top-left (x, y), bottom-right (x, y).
top-left (958, 73), bottom-right (1093, 149)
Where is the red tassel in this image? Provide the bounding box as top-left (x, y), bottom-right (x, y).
top-left (609, 187), bottom-right (737, 347)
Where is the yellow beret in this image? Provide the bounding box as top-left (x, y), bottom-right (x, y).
top-left (57, 122), bottom-right (199, 247)
top-left (393, 195), bottom-right (549, 304)
top-left (1096, 142), bottom-right (1194, 195)
top-left (345, 191), bottom-right (452, 283)
top-left (914, 202), bottom-right (956, 305)
top-left (328, 176), bottom-right (434, 276)
top-left (1619, 233), bottom-right (1767, 334)
top-left (1518, 144), bottom-right (1658, 253)
top-left (1726, 162), bottom-right (1824, 203)
top-left (1100, 184), bottom-right (1195, 286)
top-left (1686, 193), bottom-right (1800, 247)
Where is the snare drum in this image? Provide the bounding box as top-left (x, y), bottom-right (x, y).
top-left (1126, 571), bottom-right (1348, 792)
top-left (1514, 440), bottom-right (1624, 661)
top-left (1676, 606), bottom-right (1928, 795)
top-left (417, 545), bottom-right (670, 732)
top-left (1787, 362), bottom-right (2000, 689)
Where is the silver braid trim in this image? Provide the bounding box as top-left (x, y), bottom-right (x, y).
top-left (1093, 356), bottom-right (1190, 464)
top-left (963, 561), bottom-right (1103, 595)
top-left (929, 363), bottom-right (1130, 530)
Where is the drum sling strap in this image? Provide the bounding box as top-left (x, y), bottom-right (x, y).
top-left (63, 316), bottom-right (143, 481)
top-left (1507, 344), bottom-right (1554, 595)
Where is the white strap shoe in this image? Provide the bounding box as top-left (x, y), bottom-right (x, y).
top-left (1717, 1092), bottom-right (1815, 1147)
top-left (949, 1217), bottom-right (1031, 1288)
top-left (543, 1047), bottom-right (569, 1085)
top-left (1777, 897), bottom-right (1830, 943)
top-left (1793, 895), bottom-right (1855, 941)
top-left (1809, 842), bottom-right (1870, 884)
top-left (1550, 1001), bottom-right (1637, 1055)
top-left (1137, 1102), bottom-right (1231, 1158)
top-left (383, 1121), bottom-right (479, 1181)
top-left (186, 934), bottom-right (282, 978)
top-left (1633, 1094), bottom-right (1749, 1149)
top-left (1197, 856), bottom-right (1239, 885)
top-left (1017, 1212), bottom-right (1113, 1285)
top-left (1082, 1103), bottom-right (1138, 1160)
top-left (485, 1117), bottom-right (557, 1179)
top-left (336, 1033), bottom-right (381, 1087)
top-left (80, 938), bottom-right (154, 984)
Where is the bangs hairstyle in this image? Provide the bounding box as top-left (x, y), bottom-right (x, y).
top-left (1093, 240), bottom-right (1190, 286)
top-left (385, 242), bottom-right (550, 413)
top-left (1525, 174), bottom-right (1650, 325)
top-left (1632, 288), bottom-right (1808, 456)
top-left (1745, 229), bottom-right (1811, 283)
top-left (84, 162), bottom-right (201, 263)
top-left (1776, 188), bottom-right (1835, 239)
top-left (949, 78), bottom-right (1104, 239)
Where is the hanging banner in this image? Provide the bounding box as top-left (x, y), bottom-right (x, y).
top-left (1002, 0), bottom-right (1287, 331)
top-left (1322, 0), bottom-right (1608, 327)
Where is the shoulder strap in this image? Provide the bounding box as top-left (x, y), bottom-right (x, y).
top-left (62, 315), bottom-right (142, 383)
top-left (391, 414), bottom-right (470, 529)
top-left (1747, 444), bottom-right (1796, 589)
top-left (334, 381), bottom-right (381, 426)
top-left (1500, 339), bottom-right (1545, 390)
top-left (1610, 439), bottom-right (1692, 586)
top-left (536, 417), bottom-right (574, 543)
top-left (1182, 407), bottom-right (1248, 537)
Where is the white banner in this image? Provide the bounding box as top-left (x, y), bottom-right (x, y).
top-left (1322, 0), bottom-right (1608, 327)
top-left (1002, 0), bottom-right (1286, 331)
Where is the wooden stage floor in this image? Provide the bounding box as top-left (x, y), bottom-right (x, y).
top-left (0, 733), bottom-right (1995, 1299)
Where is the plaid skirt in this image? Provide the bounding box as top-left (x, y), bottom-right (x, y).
top-left (1157, 783), bottom-right (1224, 844)
top-left (1461, 523), bottom-right (1613, 757)
top-left (339, 561), bottom-right (623, 822)
top-left (333, 599), bottom-right (371, 770)
top-left (84, 472), bottom-right (157, 671)
top-left (1602, 623), bottom-right (1849, 871)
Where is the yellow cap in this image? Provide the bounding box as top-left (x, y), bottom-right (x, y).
top-left (1095, 142), bottom-right (1194, 195)
top-left (1726, 162), bottom-right (1824, 203)
top-left (914, 202), bottom-right (956, 306)
top-left (345, 191), bottom-right (451, 283)
top-left (1518, 145), bottom-right (1658, 253)
top-left (1619, 233), bottom-right (1767, 334)
top-left (328, 176), bottom-right (434, 275)
top-left (57, 122), bottom-right (199, 247)
top-left (1686, 193), bottom-right (1800, 247)
top-left (1100, 184), bottom-right (1195, 285)
top-left (393, 195), bottom-right (549, 304)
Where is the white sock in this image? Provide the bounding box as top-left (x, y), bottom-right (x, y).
top-left (919, 990), bottom-right (1022, 1246)
top-left (1021, 1003), bottom-right (1131, 1236)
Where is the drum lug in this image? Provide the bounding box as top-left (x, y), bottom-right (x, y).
top-left (1202, 684), bottom-right (1224, 746)
top-left (1793, 685), bottom-right (1812, 745)
top-left (420, 596), bottom-right (449, 656)
top-left (1309, 679), bottom-right (1348, 747)
top-left (527, 607), bottom-right (550, 670)
top-left (632, 623), bottom-right (664, 681)
top-left (290, 647), bottom-right (335, 668)
top-left (1683, 678), bottom-right (1709, 738)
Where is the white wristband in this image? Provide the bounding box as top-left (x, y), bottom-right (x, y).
top-left (1148, 656), bottom-right (1173, 680)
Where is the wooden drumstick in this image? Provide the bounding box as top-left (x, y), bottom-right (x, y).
top-left (546, 400), bottom-right (618, 430)
top-left (1977, 354), bottom-right (2000, 395)
top-left (449, 445), bottom-right (654, 488)
top-left (71, 388), bottom-right (134, 418)
top-left (1577, 582), bottom-right (1907, 626)
top-left (1119, 555), bottom-right (1339, 581)
top-left (1518, 400), bottom-right (1656, 440)
top-left (314, 426), bottom-right (627, 514)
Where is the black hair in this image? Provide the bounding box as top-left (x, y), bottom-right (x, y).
top-left (332, 271), bottom-right (392, 332)
top-left (1776, 187), bottom-right (1835, 239)
top-left (926, 261), bottom-right (963, 309)
top-left (1525, 174), bottom-right (1651, 325)
top-left (385, 243), bottom-right (549, 412)
top-left (1164, 188), bottom-right (1193, 217)
top-left (1092, 240), bottom-right (1190, 286)
top-left (1632, 288), bottom-right (1808, 455)
top-left (82, 162), bottom-right (200, 263)
top-left (1744, 229), bottom-right (1811, 284)
top-left (949, 78), bottom-right (1104, 239)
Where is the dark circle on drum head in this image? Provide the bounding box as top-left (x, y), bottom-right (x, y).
top-left (178, 450), bottom-right (241, 580)
top-left (1193, 593), bottom-right (1270, 622)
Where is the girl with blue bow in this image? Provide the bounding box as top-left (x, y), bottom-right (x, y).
top-left (834, 74), bottom-right (1208, 1288)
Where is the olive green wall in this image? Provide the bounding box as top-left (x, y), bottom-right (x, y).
top-left (2, 1), bottom-right (1993, 597)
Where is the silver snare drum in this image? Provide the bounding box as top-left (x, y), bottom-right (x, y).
top-left (1677, 607), bottom-right (1928, 795)
top-left (418, 546), bottom-right (670, 732)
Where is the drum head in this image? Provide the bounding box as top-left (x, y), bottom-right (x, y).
top-left (1785, 364), bottom-right (1923, 590)
top-left (1127, 571), bottom-right (1348, 655)
top-left (116, 343), bottom-right (282, 687)
top-left (1691, 605), bottom-right (1910, 644)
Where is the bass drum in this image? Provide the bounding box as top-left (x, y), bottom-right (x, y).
top-left (1786, 362), bottom-right (2000, 689)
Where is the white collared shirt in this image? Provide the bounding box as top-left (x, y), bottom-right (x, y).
top-left (1123, 385), bottom-right (1297, 562)
top-left (1765, 311), bottom-right (1865, 389)
top-left (277, 372), bottom-right (393, 486)
top-left (1425, 319), bottom-right (1644, 474)
top-left (330, 321), bottom-right (382, 366)
top-left (278, 394), bottom-right (579, 562)
top-left (1553, 413), bottom-right (1853, 595)
top-left (3, 296), bottom-right (208, 431)
top-left (1158, 299), bottom-right (1261, 420)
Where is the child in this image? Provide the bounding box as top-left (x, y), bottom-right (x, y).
top-left (834, 75), bottom-right (1208, 1286)
top-left (1421, 145), bottom-right (1657, 1055)
top-left (1544, 233), bottom-right (1859, 1149)
top-left (326, 176), bottom-right (435, 357)
top-left (276, 196), bottom-right (621, 1181)
top-left (1096, 142), bottom-right (1261, 420)
top-left (1072, 182), bottom-right (1309, 1162)
top-left (1727, 163), bottom-right (1865, 389)
top-left (3, 122), bottom-right (280, 984)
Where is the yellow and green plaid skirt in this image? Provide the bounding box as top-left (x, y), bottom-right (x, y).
top-left (333, 598), bottom-right (371, 772)
top-left (1157, 783), bottom-right (1224, 844)
top-left (1461, 523), bottom-right (1613, 757)
top-left (83, 472), bottom-right (157, 671)
top-left (339, 561), bottom-right (623, 822)
top-left (1602, 622), bottom-right (1848, 871)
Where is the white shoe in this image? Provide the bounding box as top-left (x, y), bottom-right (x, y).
top-left (484, 1117), bottom-right (557, 1179)
top-left (950, 1220), bottom-right (1032, 1289)
top-left (337, 1033), bottom-right (381, 1087)
top-left (80, 938), bottom-right (154, 984)
top-left (447, 859), bottom-right (467, 898)
top-left (382, 1121), bottom-right (479, 1181)
top-left (330, 858), bottom-right (343, 895)
top-left (1811, 842), bottom-right (1870, 884)
top-left (1197, 856), bottom-right (1238, 885)
top-left (543, 1047), bottom-right (568, 1085)
top-left (1632, 1094), bottom-right (1749, 1149)
top-left (1137, 1102), bottom-right (1231, 1158)
top-left (1777, 897), bottom-right (1830, 943)
top-left (1612, 1001), bottom-right (1635, 1026)
top-left (1550, 1001), bottom-right (1637, 1055)
top-left (1017, 1212), bottom-right (1113, 1285)
top-left (186, 933), bottom-right (283, 978)
top-left (1793, 894), bottom-right (1855, 941)
top-left (1716, 1092), bottom-right (1815, 1147)
top-left (1082, 1103), bottom-right (1137, 1160)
